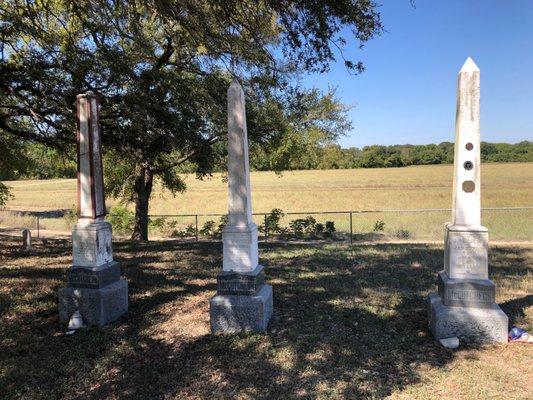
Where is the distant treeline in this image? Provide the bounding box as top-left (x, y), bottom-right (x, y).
top-left (1, 141), bottom-right (531, 180)
top-left (252, 140), bottom-right (533, 170)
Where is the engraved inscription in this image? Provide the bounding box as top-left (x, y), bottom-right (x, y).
top-left (68, 273), bottom-right (98, 286)
top-left (446, 290), bottom-right (493, 302)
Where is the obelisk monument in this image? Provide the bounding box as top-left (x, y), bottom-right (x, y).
top-left (58, 92), bottom-right (128, 326)
top-left (428, 58), bottom-right (508, 343)
top-left (210, 80), bottom-right (273, 333)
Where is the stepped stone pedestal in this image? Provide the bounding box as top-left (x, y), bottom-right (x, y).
top-left (428, 58), bottom-right (507, 343)
top-left (210, 80), bottom-right (273, 333)
top-left (429, 224), bottom-right (507, 343)
top-left (58, 93), bottom-right (128, 326)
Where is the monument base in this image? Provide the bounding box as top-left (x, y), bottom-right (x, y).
top-left (428, 293), bottom-right (508, 343)
top-left (59, 279), bottom-right (128, 327)
top-left (210, 282), bottom-right (273, 334)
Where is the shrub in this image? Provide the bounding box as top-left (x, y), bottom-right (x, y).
top-left (303, 216), bottom-right (317, 234)
top-left (200, 220), bottom-right (216, 236)
top-left (315, 223), bottom-right (324, 235)
top-left (325, 221), bottom-right (336, 237)
top-left (260, 208), bottom-right (285, 234)
top-left (107, 205), bottom-right (134, 234)
top-left (185, 224), bottom-right (196, 236)
top-left (373, 220), bottom-right (385, 232)
top-left (289, 216), bottom-right (318, 237)
top-left (217, 214), bottom-right (228, 234)
top-left (149, 216), bottom-right (166, 232)
top-left (289, 218), bottom-right (306, 236)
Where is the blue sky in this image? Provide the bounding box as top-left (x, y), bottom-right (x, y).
top-left (302, 0), bottom-right (533, 148)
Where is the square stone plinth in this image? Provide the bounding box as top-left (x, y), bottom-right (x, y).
top-left (222, 224), bottom-right (259, 272)
top-left (59, 279), bottom-right (128, 326)
top-left (438, 271), bottom-right (495, 309)
top-left (210, 284), bottom-right (273, 333)
top-left (217, 265), bottom-right (265, 295)
top-left (428, 293), bottom-right (508, 343)
top-left (444, 223), bottom-right (488, 280)
top-left (72, 220), bottom-right (114, 267)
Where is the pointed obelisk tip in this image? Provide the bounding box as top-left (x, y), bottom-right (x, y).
top-left (230, 78), bottom-right (242, 90)
top-left (460, 57), bottom-right (479, 73)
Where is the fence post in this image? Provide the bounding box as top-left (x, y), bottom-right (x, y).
top-left (349, 211), bottom-right (353, 245)
top-left (264, 213), bottom-right (268, 242)
top-left (195, 215), bottom-right (199, 242)
top-left (37, 215), bottom-right (40, 238)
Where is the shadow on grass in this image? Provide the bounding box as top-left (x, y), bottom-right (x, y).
top-left (0, 238), bottom-right (530, 399)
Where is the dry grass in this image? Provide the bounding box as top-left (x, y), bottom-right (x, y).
top-left (0, 237), bottom-right (531, 399)
top-left (2, 163), bottom-right (532, 241)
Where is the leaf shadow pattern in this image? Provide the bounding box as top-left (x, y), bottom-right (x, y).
top-left (0, 238), bottom-right (530, 399)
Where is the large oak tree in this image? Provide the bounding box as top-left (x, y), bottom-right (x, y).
top-left (0, 0), bottom-right (382, 239)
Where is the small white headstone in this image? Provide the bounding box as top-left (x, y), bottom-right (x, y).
top-left (22, 229), bottom-right (31, 250)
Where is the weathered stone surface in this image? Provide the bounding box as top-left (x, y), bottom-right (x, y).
top-left (77, 93), bottom-right (105, 220)
top-left (428, 293), bottom-right (507, 343)
top-left (210, 284), bottom-right (273, 333)
top-left (22, 229), bottom-right (31, 250)
top-left (438, 271), bottom-right (495, 308)
top-left (428, 58), bottom-right (508, 344)
top-left (227, 80), bottom-right (253, 229)
top-left (439, 337), bottom-right (460, 349)
top-left (210, 80), bottom-right (273, 334)
top-left (444, 223), bottom-right (488, 279)
top-left (222, 223), bottom-right (259, 272)
top-left (217, 265), bottom-right (265, 295)
top-left (58, 92), bottom-right (128, 327)
top-left (72, 220), bottom-right (114, 268)
top-left (67, 261), bottom-right (121, 289)
top-left (59, 279), bottom-right (128, 326)
top-left (451, 57), bottom-right (481, 227)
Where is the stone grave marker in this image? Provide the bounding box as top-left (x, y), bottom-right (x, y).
top-left (58, 92), bottom-right (128, 326)
top-left (428, 58), bottom-right (508, 343)
top-left (210, 80), bottom-right (273, 333)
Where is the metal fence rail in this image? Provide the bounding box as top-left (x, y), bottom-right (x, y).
top-left (1, 206), bottom-right (532, 243)
top-left (147, 206), bottom-right (533, 244)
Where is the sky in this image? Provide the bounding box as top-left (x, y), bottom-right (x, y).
top-left (301, 0), bottom-right (533, 148)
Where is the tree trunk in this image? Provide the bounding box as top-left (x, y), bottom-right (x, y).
top-left (131, 167), bottom-right (154, 241)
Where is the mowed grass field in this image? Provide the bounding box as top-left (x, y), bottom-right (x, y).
top-left (2, 162), bottom-right (532, 241)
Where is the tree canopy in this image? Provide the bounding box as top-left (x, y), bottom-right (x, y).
top-left (0, 0), bottom-right (382, 239)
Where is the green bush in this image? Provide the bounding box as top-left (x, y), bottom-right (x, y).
top-left (149, 216), bottom-right (166, 231)
top-left (315, 223), bottom-right (324, 235)
top-left (200, 220), bottom-right (216, 236)
top-left (289, 215), bottom-right (317, 237)
top-left (107, 205), bottom-right (134, 234)
top-left (324, 221), bottom-right (335, 237)
top-left (260, 208), bottom-right (285, 234)
top-left (373, 220), bottom-right (385, 232)
top-left (217, 215), bottom-right (228, 234)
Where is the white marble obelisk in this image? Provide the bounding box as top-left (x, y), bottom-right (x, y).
top-left (428, 59), bottom-right (507, 343)
top-left (59, 92), bottom-right (128, 326)
top-left (223, 80), bottom-right (259, 272)
top-left (210, 80), bottom-right (273, 333)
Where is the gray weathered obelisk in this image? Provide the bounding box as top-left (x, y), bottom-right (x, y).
top-left (428, 58), bottom-right (508, 343)
top-left (209, 80), bottom-right (273, 333)
top-left (58, 92), bottom-right (128, 326)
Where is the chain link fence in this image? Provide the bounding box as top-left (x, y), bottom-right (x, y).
top-left (1, 207), bottom-right (532, 243)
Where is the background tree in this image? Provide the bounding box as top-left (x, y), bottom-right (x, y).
top-left (1, 0), bottom-right (383, 239)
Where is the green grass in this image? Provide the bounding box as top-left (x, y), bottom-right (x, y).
top-left (1, 162), bottom-right (532, 241)
top-left (0, 237), bottom-right (531, 399)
